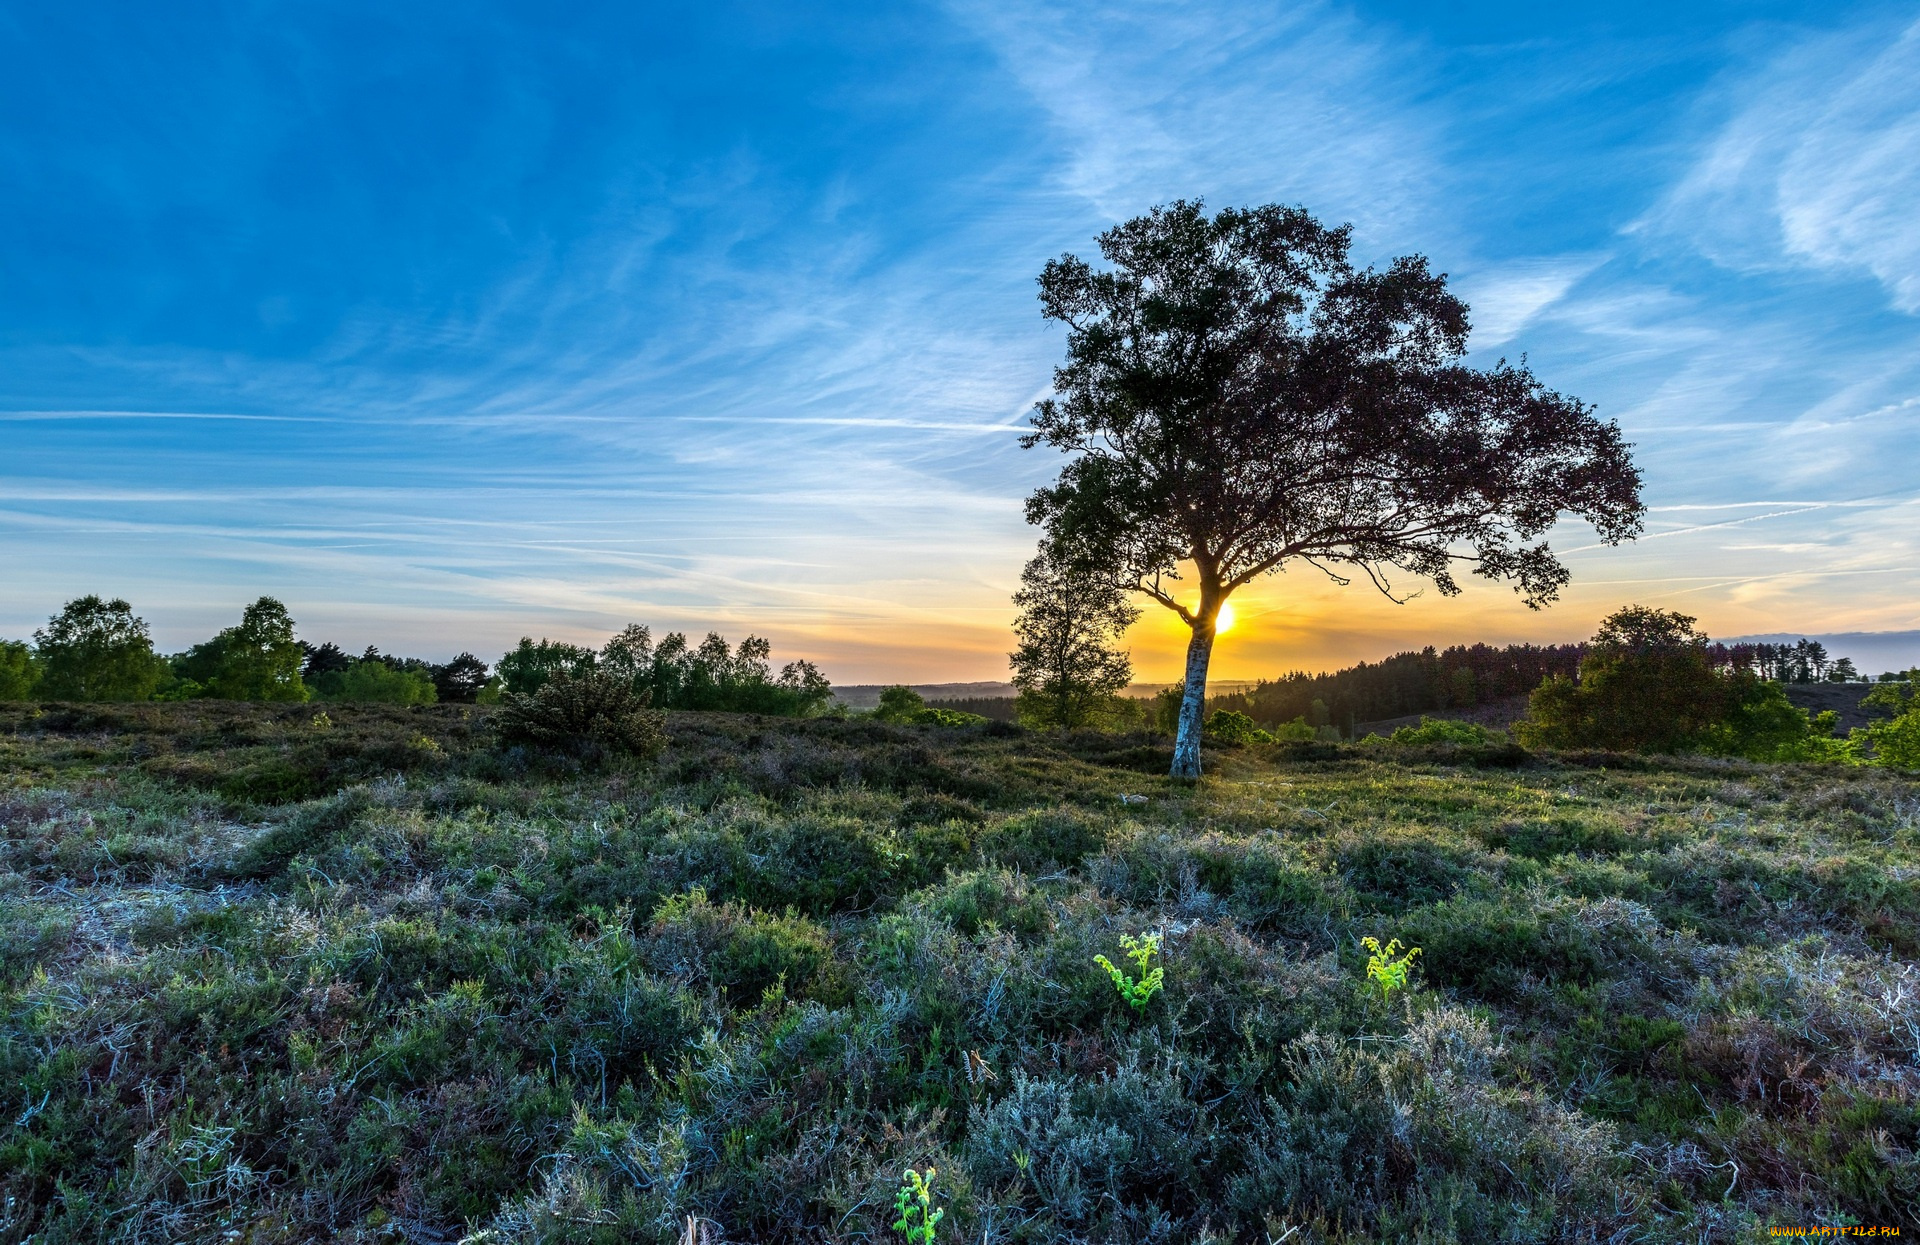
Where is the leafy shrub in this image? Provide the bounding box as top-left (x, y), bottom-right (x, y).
top-left (172, 597), bottom-right (311, 702)
top-left (1518, 605), bottom-right (1837, 760)
top-left (496, 671), bottom-right (666, 760)
top-left (310, 659), bottom-right (438, 704)
top-left (977, 806), bottom-right (1109, 872)
top-left (1364, 715), bottom-right (1501, 746)
top-left (875, 685), bottom-right (988, 727)
top-left (0, 639), bottom-right (40, 700)
top-left (922, 869), bottom-right (1053, 937)
top-left (1855, 676), bottom-right (1920, 769)
top-left (646, 889), bottom-right (838, 1005)
top-left (1204, 709), bottom-right (1271, 745)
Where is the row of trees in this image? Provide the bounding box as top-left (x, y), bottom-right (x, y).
top-left (0, 595), bottom-right (496, 705)
top-left (0, 598), bottom-right (832, 716)
top-left (490, 625), bottom-right (833, 716)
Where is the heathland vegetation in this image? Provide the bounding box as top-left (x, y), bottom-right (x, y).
top-left (4, 201), bottom-right (1917, 1241)
top-left (3, 690), bottom-right (1917, 1241)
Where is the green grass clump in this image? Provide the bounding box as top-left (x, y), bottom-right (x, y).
top-left (0, 701), bottom-right (1916, 1241)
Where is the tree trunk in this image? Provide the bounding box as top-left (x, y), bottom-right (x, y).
top-left (1170, 622), bottom-right (1216, 779)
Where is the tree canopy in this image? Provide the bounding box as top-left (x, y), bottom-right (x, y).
top-left (186, 597), bottom-right (310, 702)
top-left (34, 596), bottom-right (166, 702)
top-left (1023, 200), bottom-right (1644, 775)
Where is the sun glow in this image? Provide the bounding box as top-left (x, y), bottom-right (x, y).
top-left (1215, 602), bottom-right (1237, 633)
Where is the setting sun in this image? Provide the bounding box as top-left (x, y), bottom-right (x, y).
top-left (1215, 602), bottom-right (1237, 633)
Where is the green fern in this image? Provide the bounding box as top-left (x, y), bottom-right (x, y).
top-left (893, 1166), bottom-right (944, 1244)
top-left (1361, 936), bottom-right (1421, 1002)
top-left (1095, 932), bottom-right (1165, 1014)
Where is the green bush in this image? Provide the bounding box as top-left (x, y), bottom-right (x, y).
top-left (874, 686), bottom-right (988, 727)
top-left (311, 659), bottom-right (438, 704)
top-left (1855, 675), bottom-right (1920, 769)
top-left (0, 640), bottom-right (40, 700)
top-left (173, 597), bottom-right (311, 702)
top-left (496, 670), bottom-right (666, 760)
top-left (1519, 605), bottom-right (1836, 759)
top-left (922, 868), bottom-right (1053, 937)
top-left (1365, 716), bottom-right (1500, 746)
top-left (647, 889), bottom-right (838, 1005)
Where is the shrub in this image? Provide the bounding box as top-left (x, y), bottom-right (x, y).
top-left (311, 659), bottom-right (438, 705)
top-left (978, 807), bottom-right (1109, 872)
top-left (1365, 716), bottom-right (1500, 746)
top-left (875, 685), bottom-right (988, 727)
top-left (1520, 605), bottom-right (1835, 759)
top-left (1854, 676), bottom-right (1920, 769)
top-left (922, 869), bottom-right (1053, 937)
top-left (646, 889), bottom-right (837, 1005)
top-left (0, 640), bottom-right (40, 700)
top-left (874, 685), bottom-right (929, 723)
top-left (496, 671), bottom-right (666, 760)
top-left (1205, 709), bottom-right (1271, 745)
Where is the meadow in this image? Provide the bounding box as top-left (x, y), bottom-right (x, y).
top-left (2, 701), bottom-right (1916, 1242)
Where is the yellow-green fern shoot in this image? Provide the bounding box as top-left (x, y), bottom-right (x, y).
top-left (1095, 932), bottom-right (1164, 1014)
top-left (893, 1166), bottom-right (944, 1244)
top-left (1361, 936), bottom-right (1421, 1003)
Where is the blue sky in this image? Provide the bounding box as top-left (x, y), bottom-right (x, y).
top-left (3, 1), bottom-right (1918, 680)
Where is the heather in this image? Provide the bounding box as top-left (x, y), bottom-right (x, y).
top-left (2, 702), bottom-right (1915, 1242)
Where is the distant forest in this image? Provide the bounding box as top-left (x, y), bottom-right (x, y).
top-left (1206, 637), bottom-right (1878, 735)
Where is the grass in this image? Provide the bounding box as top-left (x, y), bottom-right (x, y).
top-left (1, 700), bottom-right (1916, 1242)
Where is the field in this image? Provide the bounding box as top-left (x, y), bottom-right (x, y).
top-left (2, 702), bottom-right (1917, 1242)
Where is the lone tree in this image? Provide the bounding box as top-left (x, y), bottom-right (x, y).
top-left (35, 596), bottom-right (165, 702)
top-left (1023, 201), bottom-right (1644, 777)
top-left (1009, 540), bottom-right (1138, 729)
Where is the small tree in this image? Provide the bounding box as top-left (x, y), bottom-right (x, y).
top-left (497, 637), bottom-right (597, 696)
top-left (1520, 608), bottom-right (1722, 753)
top-left (196, 598), bottom-right (310, 702)
top-left (0, 640), bottom-right (41, 700)
top-left (1519, 606), bottom-right (1833, 759)
top-left (35, 596), bottom-right (166, 701)
top-left (497, 670), bottom-right (666, 761)
top-left (1009, 541), bottom-right (1139, 730)
top-left (1023, 201), bottom-right (1643, 776)
top-left (873, 685), bottom-right (928, 723)
top-left (432, 652), bottom-right (492, 703)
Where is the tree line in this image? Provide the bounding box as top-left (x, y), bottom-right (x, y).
top-left (0, 595), bottom-right (832, 716)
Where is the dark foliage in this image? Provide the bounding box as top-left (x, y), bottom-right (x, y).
top-left (1519, 606), bottom-right (1838, 759)
top-left (1023, 200), bottom-right (1644, 776)
top-left (495, 670), bottom-right (667, 760)
top-left (299, 641), bottom-right (351, 681)
top-left (433, 651), bottom-right (492, 702)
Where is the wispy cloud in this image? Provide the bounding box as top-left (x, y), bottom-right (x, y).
top-left (1644, 15), bottom-right (1920, 311)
